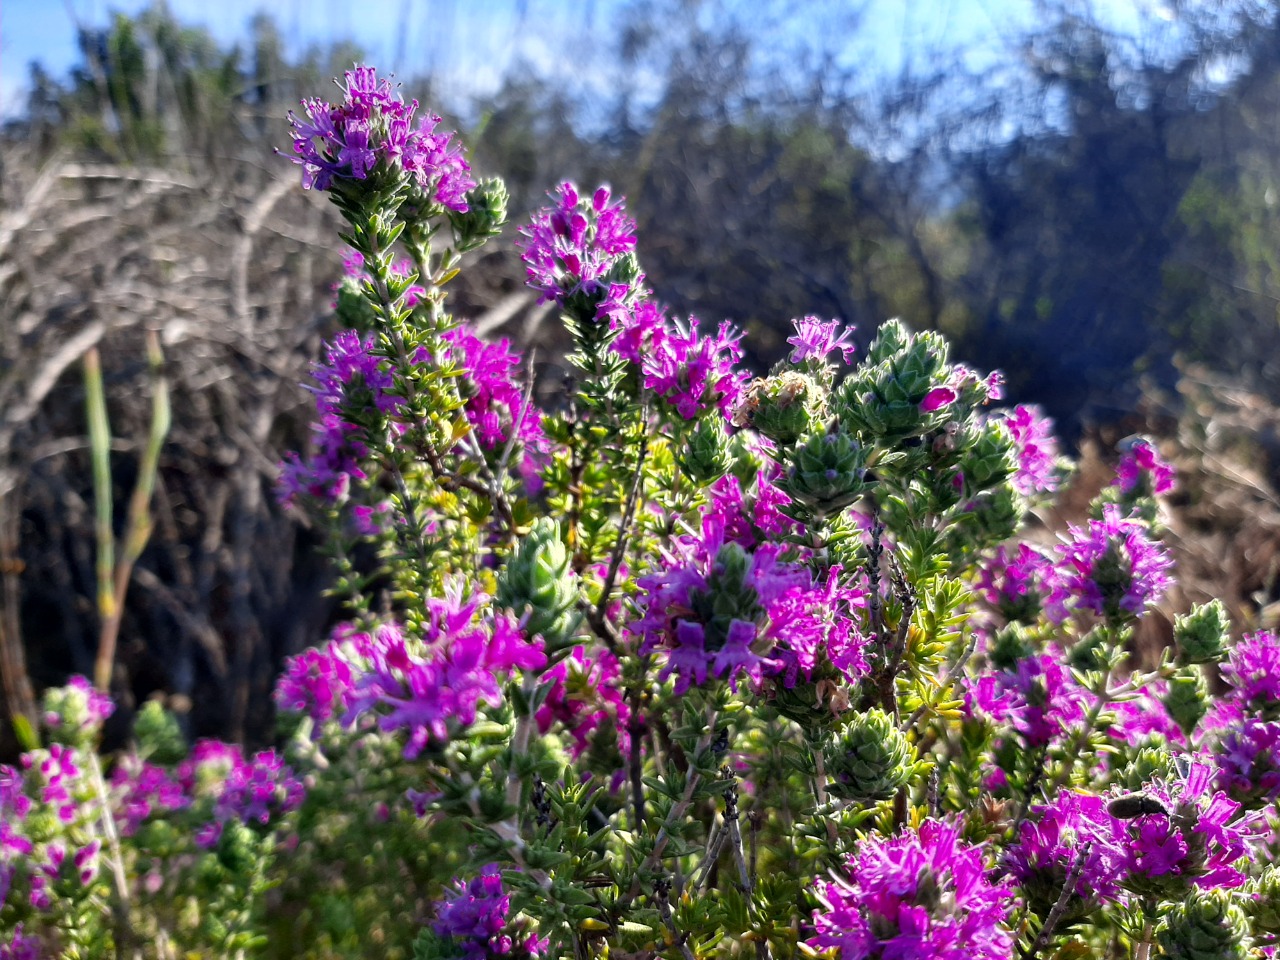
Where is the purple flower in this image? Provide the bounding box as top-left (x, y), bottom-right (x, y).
top-left (920, 386), bottom-right (957, 413)
top-left (1115, 437), bottom-right (1175, 496)
top-left (976, 543), bottom-right (1059, 624)
top-left (1207, 718), bottom-right (1280, 805)
top-left (310, 330), bottom-right (399, 417)
top-left (998, 405), bottom-right (1061, 496)
top-left (288, 66), bottom-right (475, 207)
top-left (534, 647), bottom-right (630, 761)
top-left (1221, 630), bottom-right (1280, 718)
top-left (1106, 682), bottom-right (1187, 747)
top-left (809, 819), bottom-right (1014, 960)
top-left (609, 299), bottom-right (669, 366)
top-left (632, 514), bottom-right (810, 693)
top-left (277, 412), bottom-right (372, 508)
top-left (273, 624), bottom-right (375, 725)
top-left (787, 316), bottom-right (856, 364)
top-left (518, 182), bottom-right (640, 314)
top-left (1006, 791), bottom-right (1129, 908)
top-left (347, 585), bottom-right (547, 759)
top-left (702, 469), bottom-right (798, 547)
top-left (73, 839), bottom-right (101, 885)
top-left (641, 317), bottom-right (749, 421)
top-left (23, 743), bottom-right (82, 824)
top-left (433, 865), bottom-right (546, 960)
top-left (0, 924), bottom-right (41, 960)
top-left (439, 326), bottom-right (548, 469)
top-left (41, 674), bottom-right (114, 741)
top-left (1117, 760), bottom-right (1265, 897)
top-left (0, 765), bottom-right (33, 911)
top-left (1051, 504), bottom-right (1172, 623)
top-left (178, 740), bottom-right (246, 798)
top-left (214, 749), bottom-right (305, 827)
top-left (110, 756), bottom-right (189, 836)
top-left (766, 564), bottom-right (870, 690)
top-left (1004, 654), bottom-right (1093, 748)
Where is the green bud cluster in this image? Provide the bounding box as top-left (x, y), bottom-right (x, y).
top-left (497, 518), bottom-right (579, 653)
top-left (1122, 746), bottom-right (1177, 792)
top-left (958, 419), bottom-right (1017, 493)
top-left (448, 178), bottom-right (509, 252)
top-left (1155, 890), bottom-right (1252, 960)
top-left (677, 418), bottom-right (735, 485)
top-left (1243, 866), bottom-right (1280, 934)
top-left (832, 319), bottom-right (951, 444)
top-left (134, 700), bottom-right (188, 765)
top-left (1163, 668), bottom-right (1209, 738)
top-left (822, 708), bottom-right (915, 803)
top-left (779, 428), bottom-right (872, 521)
top-left (1174, 600), bottom-right (1230, 666)
top-left (735, 372), bottom-right (821, 445)
top-left (989, 625), bottom-right (1036, 671)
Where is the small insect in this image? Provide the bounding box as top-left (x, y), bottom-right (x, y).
top-left (1107, 793), bottom-right (1171, 820)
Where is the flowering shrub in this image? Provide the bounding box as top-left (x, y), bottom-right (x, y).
top-left (4, 65), bottom-right (1280, 959)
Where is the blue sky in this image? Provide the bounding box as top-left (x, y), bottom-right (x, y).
top-left (0, 0), bottom-right (1179, 119)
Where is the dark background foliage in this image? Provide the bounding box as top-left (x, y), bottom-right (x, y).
top-left (4, 0), bottom-right (1280, 754)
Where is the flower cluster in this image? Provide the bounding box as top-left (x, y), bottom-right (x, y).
top-left (643, 317), bottom-right (749, 420)
top-left (1116, 761), bottom-right (1262, 898)
top-left (1220, 630), bottom-right (1280, 718)
top-left (41, 674), bottom-right (114, 742)
top-left (632, 514), bottom-right (868, 694)
top-left (110, 756), bottom-right (189, 836)
top-left (975, 543), bottom-right (1059, 624)
top-left (0, 926), bottom-right (41, 960)
top-left (212, 749), bottom-right (306, 830)
top-left (288, 66), bottom-right (475, 207)
top-left (278, 331), bottom-right (390, 508)
top-left (1005, 790), bottom-right (1129, 909)
top-left (1115, 436), bottom-right (1176, 496)
top-left (788, 316), bottom-right (857, 365)
top-left (534, 647), bottom-right (630, 760)
top-left (517, 182), bottom-right (639, 315)
top-left (346, 585), bottom-right (546, 759)
top-left (999, 404), bottom-right (1062, 496)
top-left (433, 865), bottom-right (546, 960)
top-left (1052, 503), bottom-right (1173, 622)
top-left (274, 624), bottom-right (373, 725)
top-left (439, 325), bottom-right (548, 467)
top-left (809, 819), bottom-right (1014, 960)
top-left (967, 653), bottom-right (1093, 750)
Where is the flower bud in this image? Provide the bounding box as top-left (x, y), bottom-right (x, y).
top-left (215, 818), bottom-right (261, 875)
top-left (677, 418), bottom-right (734, 486)
top-left (1163, 668), bottom-right (1209, 739)
top-left (134, 700), bottom-right (188, 765)
top-left (780, 428), bottom-right (871, 520)
top-left (689, 543), bottom-right (766, 649)
top-left (1174, 600), bottom-right (1230, 666)
top-left (1121, 745), bottom-right (1176, 792)
top-left (448, 177), bottom-right (509, 252)
top-left (734, 372), bottom-right (820, 446)
top-left (822, 708), bottom-right (914, 803)
top-left (1156, 890), bottom-right (1252, 960)
top-left (41, 676), bottom-right (113, 746)
top-left (958, 420), bottom-right (1016, 492)
top-left (989, 625), bottom-right (1035, 672)
top-left (497, 518), bottom-right (579, 653)
top-left (835, 321), bottom-right (951, 444)
top-left (1244, 866), bottom-right (1280, 934)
